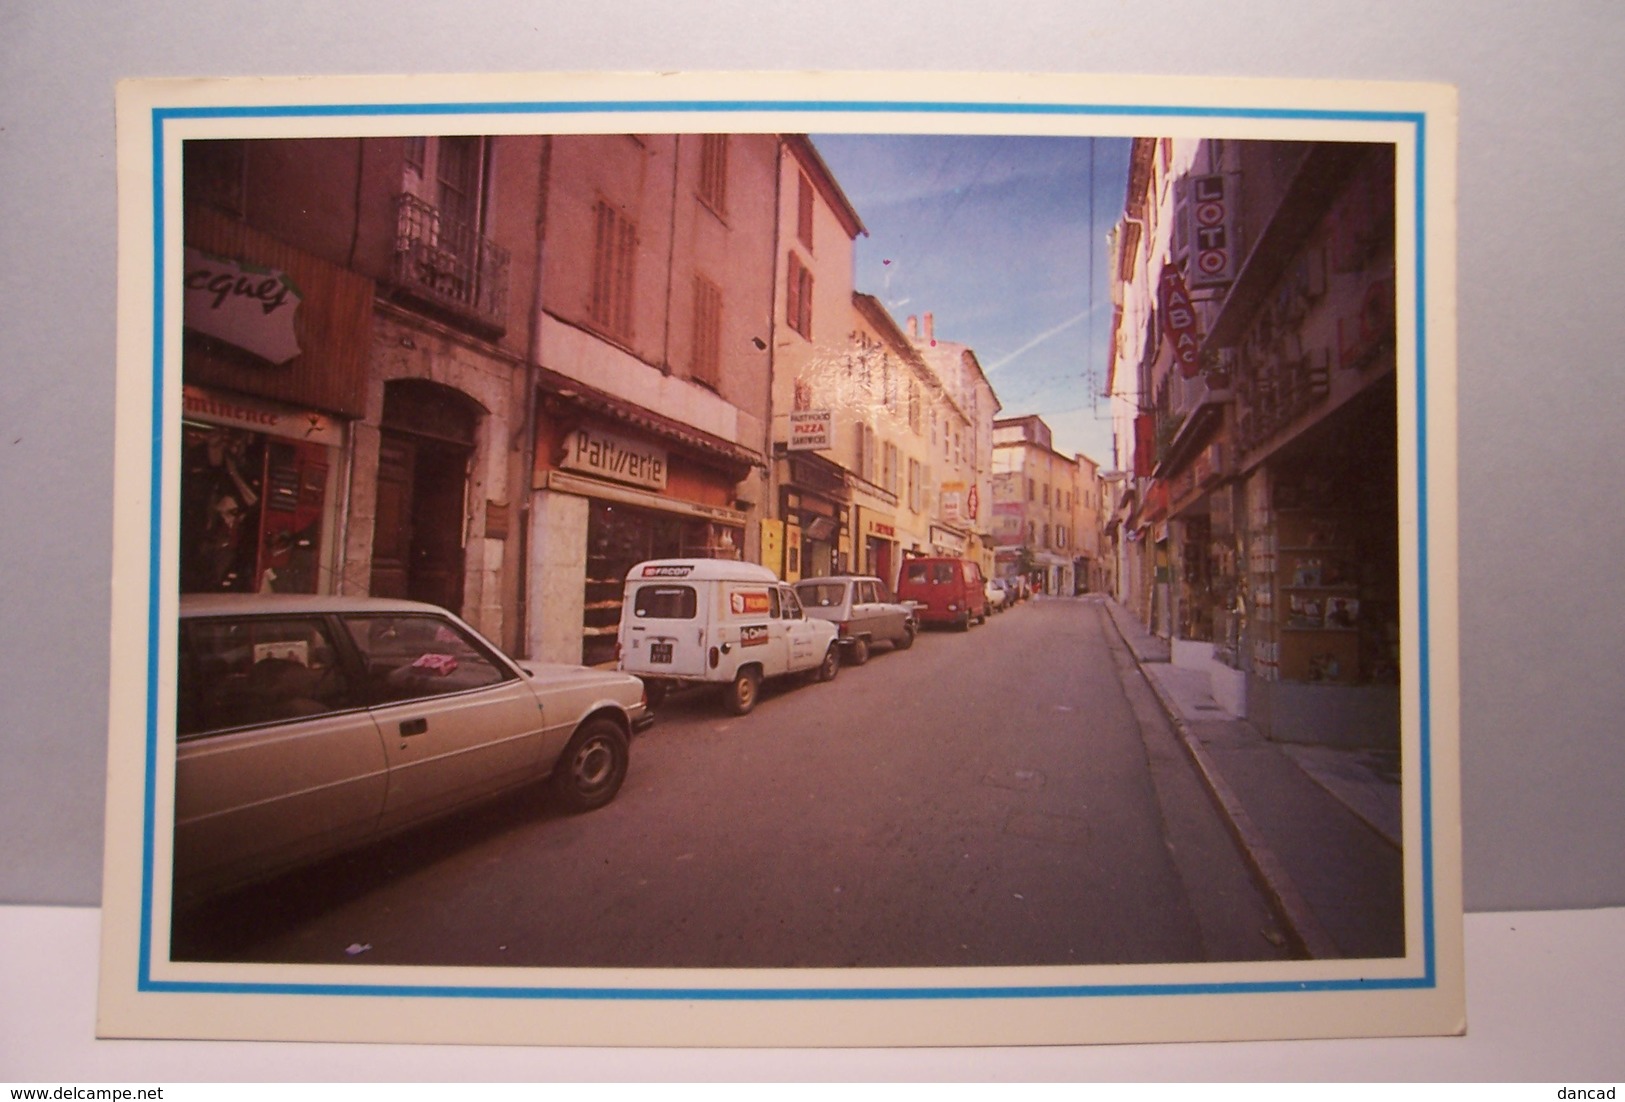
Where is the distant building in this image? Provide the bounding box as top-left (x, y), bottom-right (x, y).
top-left (991, 414), bottom-right (1098, 595)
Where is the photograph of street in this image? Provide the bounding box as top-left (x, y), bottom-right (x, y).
top-left (166, 125), bottom-right (1404, 972)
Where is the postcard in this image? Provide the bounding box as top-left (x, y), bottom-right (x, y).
top-left (100, 70), bottom-right (1462, 1047)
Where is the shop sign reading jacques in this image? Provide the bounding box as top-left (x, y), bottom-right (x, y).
top-left (183, 247), bottom-right (304, 365)
top-left (562, 426), bottom-right (668, 492)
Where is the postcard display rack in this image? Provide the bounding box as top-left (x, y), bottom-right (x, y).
top-left (1248, 481), bottom-right (1398, 685)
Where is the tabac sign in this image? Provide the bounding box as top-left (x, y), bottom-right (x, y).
top-left (184, 247), bottom-right (304, 365)
top-left (561, 426), bottom-right (668, 491)
top-left (1159, 267), bottom-right (1202, 379)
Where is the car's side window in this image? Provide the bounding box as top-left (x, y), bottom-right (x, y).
top-left (780, 587), bottom-right (803, 619)
top-left (343, 613), bottom-right (513, 706)
top-left (180, 616), bottom-right (352, 738)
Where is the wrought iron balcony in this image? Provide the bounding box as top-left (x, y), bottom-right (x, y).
top-left (391, 194), bottom-right (509, 335)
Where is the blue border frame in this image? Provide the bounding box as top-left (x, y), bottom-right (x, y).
top-left (138, 94), bottom-right (1434, 1003)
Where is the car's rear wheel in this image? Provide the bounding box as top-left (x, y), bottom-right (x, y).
top-left (816, 645), bottom-right (840, 682)
top-left (895, 623), bottom-right (916, 650)
top-left (551, 718), bottom-right (629, 813)
top-left (724, 667), bottom-right (762, 715)
top-left (849, 637), bottom-right (870, 666)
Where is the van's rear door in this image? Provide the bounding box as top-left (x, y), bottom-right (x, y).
top-left (621, 581), bottom-right (707, 676)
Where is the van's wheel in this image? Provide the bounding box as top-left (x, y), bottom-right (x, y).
top-left (724, 667), bottom-right (761, 715)
top-left (817, 645), bottom-right (840, 682)
top-left (896, 624), bottom-right (916, 650)
top-left (957, 612), bottom-right (972, 632)
top-left (550, 718), bottom-right (629, 813)
top-left (850, 637), bottom-right (870, 666)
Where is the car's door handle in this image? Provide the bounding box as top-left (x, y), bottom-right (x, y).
top-left (399, 717), bottom-right (428, 737)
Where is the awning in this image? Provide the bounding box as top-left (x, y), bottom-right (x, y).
top-left (535, 366), bottom-right (763, 478)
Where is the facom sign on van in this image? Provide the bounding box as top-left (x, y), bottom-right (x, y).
top-left (562, 426), bottom-right (668, 491)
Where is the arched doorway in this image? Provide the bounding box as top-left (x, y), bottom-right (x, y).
top-left (370, 379), bottom-right (482, 613)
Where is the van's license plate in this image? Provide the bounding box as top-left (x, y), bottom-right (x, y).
top-left (650, 642), bottom-right (673, 664)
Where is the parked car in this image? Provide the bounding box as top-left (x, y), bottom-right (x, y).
top-left (174, 594), bottom-right (652, 901)
top-left (793, 575), bottom-right (917, 664)
top-left (617, 559), bottom-right (840, 715)
top-left (984, 578), bottom-right (1007, 613)
top-left (895, 556), bottom-right (991, 631)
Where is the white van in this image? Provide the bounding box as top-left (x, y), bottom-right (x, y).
top-left (617, 559), bottom-right (840, 715)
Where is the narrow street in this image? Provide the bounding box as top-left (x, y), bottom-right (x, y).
top-left (173, 598), bottom-right (1292, 969)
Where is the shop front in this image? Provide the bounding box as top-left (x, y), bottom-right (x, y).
top-left (1240, 384), bottom-right (1399, 747)
top-left (854, 506), bottom-right (899, 588)
top-left (774, 450), bottom-right (851, 582)
top-left (529, 393), bottom-right (756, 666)
top-left (179, 386), bottom-right (346, 595)
top-left (180, 206), bottom-right (373, 597)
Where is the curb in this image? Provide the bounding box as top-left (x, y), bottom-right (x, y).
top-left (1102, 603), bottom-right (1342, 960)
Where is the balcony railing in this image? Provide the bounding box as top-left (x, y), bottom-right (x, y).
top-left (392, 194), bottom-right (509, 335)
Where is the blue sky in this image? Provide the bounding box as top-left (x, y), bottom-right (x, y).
top-left (811, 134), bottom-right (1132, 468)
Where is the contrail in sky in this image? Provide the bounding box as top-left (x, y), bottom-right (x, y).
top-left (984, 308), bottom-right (1094, 374)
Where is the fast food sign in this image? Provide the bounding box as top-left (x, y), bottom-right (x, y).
top-left (789, 410), bottom-right (832, 451)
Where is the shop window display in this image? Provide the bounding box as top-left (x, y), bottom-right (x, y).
top-left (581, 500), bottom-right (742, 666)
top-left (180, 424), bottom-right (330, 594)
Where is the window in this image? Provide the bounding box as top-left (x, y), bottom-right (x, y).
top-left (591, 199), bottom-right (637, 338)
top-left (179, 616), bottom-right (351, 737)
top-left (798, 582), bottom-right (845, 608)
top-left (633, 585), bottom-right (698, 620)
top-left (698, 135), bottom-right (728, 215)
top-left (344, 613), bottom-right (512, 706)
top-left (403, 136), bottom-right (426, 176)
top-left (797, 172), bottom-right (814, 248)
top-left (786, 252), bottom-right (813, 339)
top-left (691, 276), bottom-right (723, 389)
top-left (854, 423), bottom-right (877, 483)
top-left (1043, 484), bottom-right (1051, 506)
top-left (883, 442), bottom-right (898, 496)
top-left (436, 136), bottom-right (483, 236)
top-left (1027, 478), bottom-right (1035, 501)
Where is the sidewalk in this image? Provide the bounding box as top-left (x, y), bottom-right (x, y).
top-left (1100, 597), bottom-right (1405, 960)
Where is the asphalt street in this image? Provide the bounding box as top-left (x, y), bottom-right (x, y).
top-left (170, 597), bottom-right (1292, 969)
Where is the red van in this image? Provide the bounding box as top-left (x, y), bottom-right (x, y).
top-left (895, 556), bottom-right (991, 631)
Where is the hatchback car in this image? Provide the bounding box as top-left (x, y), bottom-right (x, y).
top-left (174, 593), bottom-right (653, 900)
top-left (793, 575), bottom-right (917, 665)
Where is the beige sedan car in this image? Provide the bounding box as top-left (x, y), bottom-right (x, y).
top-left (174, 594), bottom-right (652, 900)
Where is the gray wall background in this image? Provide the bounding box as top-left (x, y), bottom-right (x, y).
top-left (2, 0), bottom-right (1620, 913)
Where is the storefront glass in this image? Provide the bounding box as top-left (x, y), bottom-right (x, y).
top-left (581, 499), bottom-right (742, 666)
top-left (180, 420), bottom-right (337, 594)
